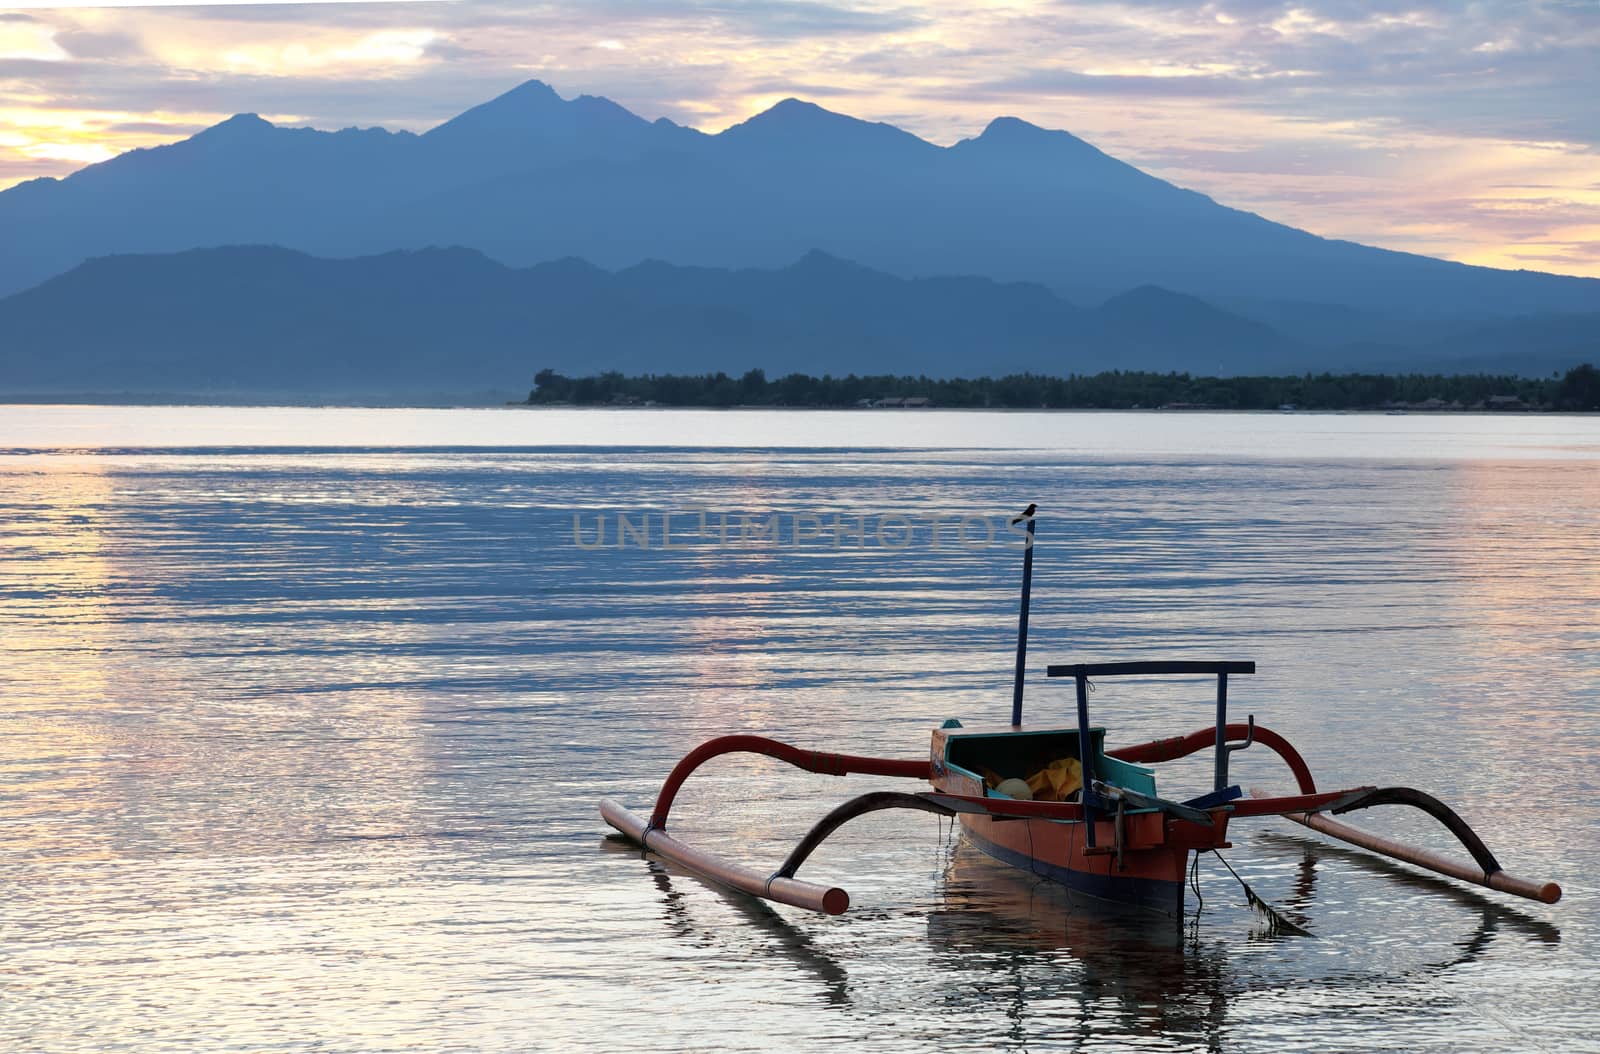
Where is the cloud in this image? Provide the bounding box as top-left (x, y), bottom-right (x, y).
top-left (939, 67), bottom-right (1276, 100)
top-left (741, 78), bottom-right (859, 97)
top-left (104, 119), bottom-right (208, 135)
top-left (0, 15), bottom-right (67, 60)
top-left (0, 152), bottom-right (71, 185)
top-left (54, 29), bottom-right (144, 60)
top-left (2, 0), bottom-right (435, 7)
top-left (215, 28), bottom-right (444, 75)
top-left (162, 0), bottom-right (925, 37)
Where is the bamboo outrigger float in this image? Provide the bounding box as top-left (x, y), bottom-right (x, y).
top-left (600, 507), bottom-right (1562, 920)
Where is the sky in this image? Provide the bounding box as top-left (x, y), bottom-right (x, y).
top-left (2, 1), bottom-right (1598, 278)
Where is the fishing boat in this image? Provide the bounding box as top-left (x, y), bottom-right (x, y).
top-left (599, 507), bottom-right (1562, 920)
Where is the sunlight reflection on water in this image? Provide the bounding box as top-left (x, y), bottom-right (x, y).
top-left (1, 409), bottom-right (1597, 1053)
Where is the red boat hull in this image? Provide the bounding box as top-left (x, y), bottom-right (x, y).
top-left (953, 812), bottom-right (1226, 918)
top-left (932, 725), bottom-right (1230, 918)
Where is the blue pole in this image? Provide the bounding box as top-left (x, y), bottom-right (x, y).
top-left (1076, 672), bottom-right (1096, 847)
top-left (1010, 512), bottom-right (1036, 726)
top-left (1213, 672), bottom-right (1230, 793)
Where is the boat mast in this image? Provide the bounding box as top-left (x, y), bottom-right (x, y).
top-left (1011, 503), bottom-right (1037, 726)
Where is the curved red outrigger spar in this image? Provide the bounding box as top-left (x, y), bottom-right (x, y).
top-left (595, 722), bottom-right (1555, 921)
top-left (599, 714), bottom-right (1559, 917)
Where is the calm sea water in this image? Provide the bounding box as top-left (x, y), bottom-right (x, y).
top-left (2, 406), bottom-right (1598, 1053)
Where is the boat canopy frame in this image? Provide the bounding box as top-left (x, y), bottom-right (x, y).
top-left (1045, 660), bottom-right (1256, 847)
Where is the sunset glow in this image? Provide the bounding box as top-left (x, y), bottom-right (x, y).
top-left (1, 0), bottom-right (1598, 277)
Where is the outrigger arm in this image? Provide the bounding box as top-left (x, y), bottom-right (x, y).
top-left (600, 798), bottom-right (854, 915)
top-left (1105, 717), bottom-right (1563, 905)
top-left (601, 725), bottom-right (1561, 916)
top-left (773, 791), bottom-right (956, 883)
top-left (600, 735), bottom-right (935, 915)
top-left (1248, 786), bottom-right (1562, 904)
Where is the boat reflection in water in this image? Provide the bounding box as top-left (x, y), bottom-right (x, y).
top-left (927, 840), bottom-right (1230, 1044)
top-left (605, 824), bottom-right (1558, 1047)
top-left (929, 834), bottom-right (1564, 1043)
top-left (1254, 832), bottom-right (1561, 951)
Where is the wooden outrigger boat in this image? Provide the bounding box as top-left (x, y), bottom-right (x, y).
top-left (600, 508), bottom-right (1562, 920)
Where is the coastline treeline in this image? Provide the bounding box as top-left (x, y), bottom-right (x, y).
top-left (529, 363), bottom-right (1600, 411)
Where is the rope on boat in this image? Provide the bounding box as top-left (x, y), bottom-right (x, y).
top-left (1209, 849), bottom-right (1316, 937)
top-left (1198, 839), bottom-right (1557, 1049)
top-left (1191, 844), bottom-right (1559, 1052)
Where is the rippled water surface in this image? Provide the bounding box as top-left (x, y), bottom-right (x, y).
top-left (3, 406), bottom-right (1598, 1053)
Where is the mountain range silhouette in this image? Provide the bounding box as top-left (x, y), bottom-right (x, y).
top-left (2, 245), bottom-right (1591, 400)
top-left (1, 79), bottom-right (1597, 397)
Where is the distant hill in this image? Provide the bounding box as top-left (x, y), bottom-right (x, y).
top-left (2, 79), bottom-right (1598, 323)
top-left (0, 245), bottom-right (1339, 400)
top-left (1339, 311), bottom-right (1600, 378)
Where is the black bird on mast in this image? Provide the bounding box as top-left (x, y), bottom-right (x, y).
top-left (1012, 503), bottom-right (1037, 525)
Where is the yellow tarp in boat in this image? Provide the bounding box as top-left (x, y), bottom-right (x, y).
top-left (1026, 757), bottom-right (1082, 802)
